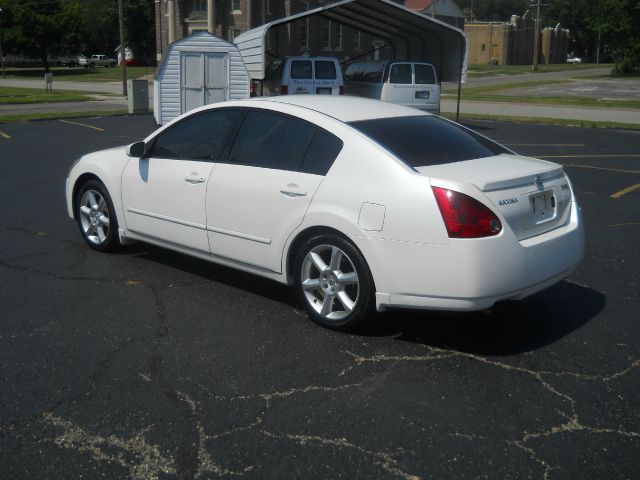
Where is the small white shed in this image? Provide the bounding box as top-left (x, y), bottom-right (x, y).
top-left (154, 32), bottom-right (250, 125)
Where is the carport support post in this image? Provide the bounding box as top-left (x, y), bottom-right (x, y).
top-left (456, 41), bottom-right (464, 123)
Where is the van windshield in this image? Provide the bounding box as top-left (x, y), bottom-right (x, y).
top-left (349, 116), bottom-right (510, 167)
top-left (315, 61), bottom-right (337, 79)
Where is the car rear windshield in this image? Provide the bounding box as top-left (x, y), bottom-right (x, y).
top-left (349, 115), bottom-right (510, 167)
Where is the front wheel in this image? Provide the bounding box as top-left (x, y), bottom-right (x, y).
top-left (294, 234), bottom-right (375, 331)
top-left (75, 180), bottom-right (121, 252)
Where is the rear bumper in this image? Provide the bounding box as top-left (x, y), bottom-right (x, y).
top-left (370, 202), bottom-right (585, 312)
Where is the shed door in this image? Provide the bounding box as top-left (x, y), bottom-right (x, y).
top-left (181, 52), bottom-right (204, 114)
top-left (205, 52), bottom-right (228, 103)
top-left (181, 52), bottom-right (228, 114)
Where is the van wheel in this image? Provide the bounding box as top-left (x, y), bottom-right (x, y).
top-left (294, 234), bottom-right (374, 331)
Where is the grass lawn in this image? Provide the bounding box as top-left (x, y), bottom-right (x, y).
top-left (440, 112), bottom-right (640, 130)
top-left (1, 66), bottom-right (155, 83)
top-left (443, 80), bottom-right (640, 110)
top-left (467, 63), bottom-right (613, 77)
top-left (0, 86), bottom-right (93, 104)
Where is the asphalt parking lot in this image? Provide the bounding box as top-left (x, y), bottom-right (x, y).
top-left (0, 115), bottom-right (638, 479)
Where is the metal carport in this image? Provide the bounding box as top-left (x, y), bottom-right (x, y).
top-left (234, 0), bottom-right (468, 116)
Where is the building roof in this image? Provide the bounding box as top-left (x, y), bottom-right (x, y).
top-left (234, 0), bottom-right (468, 83)
top-left (404, 0), bottom-right (465, 19)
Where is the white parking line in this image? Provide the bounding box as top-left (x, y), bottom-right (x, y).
top-left (59, 119), bottom-right (104, 132)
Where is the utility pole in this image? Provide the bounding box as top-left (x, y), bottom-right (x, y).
top-left (118, 0), bottom-right (127, 96)
top-left (532, 0), bottom-right (541, 71)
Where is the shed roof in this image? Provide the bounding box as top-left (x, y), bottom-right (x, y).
top-left (233, 0), bottom-right (468, 83)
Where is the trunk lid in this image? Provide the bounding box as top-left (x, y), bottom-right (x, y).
top-left (416, 154), bottom-right (573, 241)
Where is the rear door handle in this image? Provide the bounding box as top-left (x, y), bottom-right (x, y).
top-left (280, 183), bottom-right (307, 197)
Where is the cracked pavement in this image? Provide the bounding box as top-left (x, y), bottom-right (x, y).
top-left (0, 116), bottom-right (638, 478)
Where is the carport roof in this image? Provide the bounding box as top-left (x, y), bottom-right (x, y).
top-left (233, 0), bottom-right (468, 83)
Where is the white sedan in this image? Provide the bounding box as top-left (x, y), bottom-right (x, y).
top-left (66, 96), bottom-right (584, 331)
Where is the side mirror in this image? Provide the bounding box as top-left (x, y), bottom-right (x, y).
top-left (127, 141), bottom-right (146, 158)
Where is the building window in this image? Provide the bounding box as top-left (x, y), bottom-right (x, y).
top-left (231, 0), bottom-right (241, 13)
top-left (323, 20), bottom-right (332, 50)
top-left (481, 44), bottom-right (486, 52)
top-left (335, 24), bottom-right (343, 50)
top-left (192, 0), bottom-right (206, 14)
top-left (301, 19), bottom-right (309, 49)
top-left (353, 31), bottom-right (361, 50)
top-left (229, 28), bottom-right (241, 40)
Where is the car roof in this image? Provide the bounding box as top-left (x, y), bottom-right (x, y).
top-left (251, 95), bottom-right (429, 123)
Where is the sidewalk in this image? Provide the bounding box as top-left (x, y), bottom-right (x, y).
top-left (2, 73), bottom-right (638, 125)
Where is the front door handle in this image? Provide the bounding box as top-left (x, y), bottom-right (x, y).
top-left (185, 174), bottom-right (206, 184)
top-left (280, 183), bottom-right (307, 197)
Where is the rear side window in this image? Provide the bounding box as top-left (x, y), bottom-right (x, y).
top-left (415, 64), bottom-right (436, 84)
top-left (315, 61), bottom-right (337, 80)
top-left (149, 109), bottom-right (242, 160)
top-left (228, 110), bottom-right (315, 171)
top-left (300, 130), bottom-right (343, 175)
top-left (389, 64), bottom-right (412, 84)
top-left (349, 116), bottom-right (510, 167)
top-left (291, 60), bottom-right (312, 79)
top-left (365, 64), bottom-right (384, 82)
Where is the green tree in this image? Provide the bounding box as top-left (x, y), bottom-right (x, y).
top-left (69, 0), bottom-right (155, 63)
top-left (1, 0), bottom-right (155, 69)
top-left (457, 0), bottom-right (529, 21)
top-left (1, 0), bottom-right (71, 71)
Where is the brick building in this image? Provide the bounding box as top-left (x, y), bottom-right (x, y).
top-left (154, 0), bottom-right (404, 63)
top-left (465, 11), bottom-right (569, 65)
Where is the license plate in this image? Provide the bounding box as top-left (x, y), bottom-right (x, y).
top-left (529, 190), bottom-right (556, 223)
top-left (415, 90), bottom-right (430, 99)
top-left (317, 87), bottom-right (332, 95)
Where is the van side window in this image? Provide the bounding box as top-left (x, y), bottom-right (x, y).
top-left (365, 64), bottom-right (383, 82)
top-left (300, 130), bottom-right (344, 175)
top-left (389, 64), bottom-right (412, 84)
top-left (227, 110), bottom-right (315, 171)
top-left (315, 60), bottom-right (337, 79)
top-left (415, 64), bottom-right (436, 84)
top-left (291, 60), bottom-right (312, 79)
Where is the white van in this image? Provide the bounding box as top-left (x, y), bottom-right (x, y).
top-left (275, 56), bottom-right (344, 95)
top-left (343, 61), bottom-right (440, 113)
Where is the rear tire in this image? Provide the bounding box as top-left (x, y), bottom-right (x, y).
top-left (75, 180), bottom-right (121, 252)
top-left (294, 234), bottom-right (375, 331)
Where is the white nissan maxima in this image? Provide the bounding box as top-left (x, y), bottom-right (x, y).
top-left (66, 96), bottom-right (584, 331)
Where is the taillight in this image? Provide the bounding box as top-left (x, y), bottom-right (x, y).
top-left (432, 186), bottom-right (502, 238)
top-left (280, 85), bottom-right (288, 95)
top-left (339, 86), bottom-right (344, 95)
